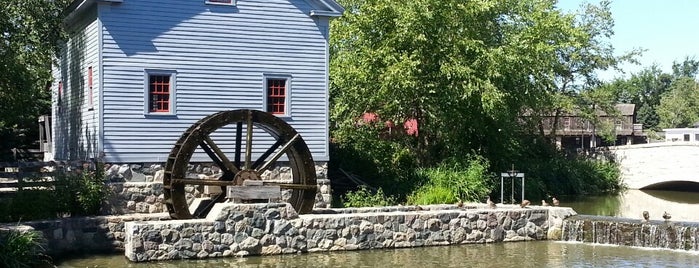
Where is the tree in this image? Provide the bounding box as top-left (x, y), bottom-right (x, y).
top-left (657, 77), bottom-right (699, 128)
top-left (0, 0), bottom-right (69, 159)
top-left (331, 0), bottom-right (630, 166)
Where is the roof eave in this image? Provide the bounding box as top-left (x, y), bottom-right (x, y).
top-left (310, 10), bottom-right (343, 17)
top-left (63, 0), bottom-right (122, 24)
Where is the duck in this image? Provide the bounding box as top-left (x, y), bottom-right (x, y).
top-left (642, 211), bottom-right (650, 222)
top-left (663, 211), bottom-right (671, 221)
top-left (487, 197), bottom-right (496, 209)
top-left (541, 200), bottom-right (550, 207)
top-left (520, 199), bottom-right (531, 208)
top-left (552, 197), bottom-right (560, 206)
top-left (457, 198), bottom-right (464, 208)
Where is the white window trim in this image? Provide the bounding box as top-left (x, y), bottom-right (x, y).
top-left (205, 0), bottom-right (236, 6)
top-left (262, 74), bottom-right (292, 117)
top-left (143, 69), bottom-right (177, 116)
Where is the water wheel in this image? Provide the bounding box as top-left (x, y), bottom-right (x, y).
top-left (163, 109), bottom-right (317, 219)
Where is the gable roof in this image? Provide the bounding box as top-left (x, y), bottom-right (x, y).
top-left (306, 0), bottom-right (345, 17)
top-left (64, 0), bottom-right (344, 22)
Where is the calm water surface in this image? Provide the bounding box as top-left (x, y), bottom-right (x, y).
top-left (56, 241), bottom-right (699, 268)
top-left (563, 189), bottom-right (699, 222)
top-left (57, 189), bottom-right (699, 267)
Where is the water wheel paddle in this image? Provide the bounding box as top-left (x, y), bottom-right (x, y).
top-left (163, 109), bottom-right (317, 219)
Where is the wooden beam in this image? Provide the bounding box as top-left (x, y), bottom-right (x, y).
top-left (227, 185), bottom-right (281, 200)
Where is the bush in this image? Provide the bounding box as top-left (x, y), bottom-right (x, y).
top-left (0, 228), bottom-right (50, 268)
top-left (408, 156), bottom-right (492, 205)
top-left (342, 187), bottom-right (397, 207)
top-left (0, 162), bottom-right (108, 222)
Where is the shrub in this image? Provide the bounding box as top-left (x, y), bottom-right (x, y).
top-left (342, 187), bottom-right (397, 207)
top-left (0, 228), bottom-right (50, 268)
top-left (408, 156), bottom-right (492, 205)
top-left (0, 162), bottom-right (109, 222)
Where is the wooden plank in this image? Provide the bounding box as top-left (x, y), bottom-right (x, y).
top-left (227, 185), bottom-right (281, 200)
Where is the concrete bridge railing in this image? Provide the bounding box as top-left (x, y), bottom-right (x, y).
top-left (609, 142), bottom-right (699, 189)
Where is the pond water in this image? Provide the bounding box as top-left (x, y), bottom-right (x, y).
top-left (563, 189), bottom-right (699, 222)
top-left (56, 241), bottom-right (699, 267)
top-left (56, 189), bottom-right (699, 267)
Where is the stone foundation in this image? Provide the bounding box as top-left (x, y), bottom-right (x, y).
top-left (124, 203), bottom-right (576, 262)
top-left (100, 162), bottom-right (331, 214)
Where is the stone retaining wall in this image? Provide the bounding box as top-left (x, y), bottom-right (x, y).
top-left (0, 213), bottom-right (170, 256)
top-left (124, 203), bottom-right (576, 262)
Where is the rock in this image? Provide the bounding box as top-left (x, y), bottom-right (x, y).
top-left (118, 164), bottom-right (133, 181)
top-left (153, 170), bottom-right (164, 182)
top-left (261, 245), bottom-right (282, 255)
top-left (239, 237), bottom-right (261, 253)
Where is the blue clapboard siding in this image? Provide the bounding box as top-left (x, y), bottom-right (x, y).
top-left (99, 0), bottom-right (331, 163)
top-left (52, 8), bottom-right (101, 161)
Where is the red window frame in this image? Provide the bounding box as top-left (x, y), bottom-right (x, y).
top-left (266, 79), bottom-right (286, 115)
top-left (87, 66), bottom-right (93, 107)
top-left (148, 75), bottom-right (171, 113)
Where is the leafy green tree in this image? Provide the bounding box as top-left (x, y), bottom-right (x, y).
top-left (672, 56), bottom-right (699, 78)
top-left (332, 0), bottom-right (627, 162)
top-left (0, 0), bottom-right (69, 159)
top-left (330, 0), bottom-right (629, 199)
top-left (657, 77), bottom-right (699, 128)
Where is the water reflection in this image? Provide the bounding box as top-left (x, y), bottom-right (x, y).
top-left (563, 189), bottom-right (699, 221)
top-left (56, 242), bottom-right (699, 268)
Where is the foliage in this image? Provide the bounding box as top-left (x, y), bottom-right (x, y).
top-left (329, 0), bottom-right (628, 203)
top-left (0, 0), bottom-right (70, 160)
top-left (0, 228), bottom-right (50, 268)
top-left (506, 140), bottom-right (622, 201)
top-left (408, 156), bottom-right (491, 205)
top-left (604, 57), bottom-right (699, 131)
top-left (0, 164), bottom-right (108, 222)
top-left (342, 187), bottom-right (396, 207)
top-left (657, 77), bottom-right (699, 128)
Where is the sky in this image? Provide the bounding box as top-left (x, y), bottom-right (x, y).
top-left (556, 0), bottom-right (699, 81)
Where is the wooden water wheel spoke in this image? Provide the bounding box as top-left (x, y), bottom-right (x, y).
top-left (256, 133), bottom-right (300, 173)
top-left (163, 109), bottom-right (318, 219)
top-left (235, 122), bottom-right (243, 168)
top-left (244, 110), bottom-right (254, 170)
top-left (171, 178), bottom-right (237, 187)
top-left (200, 136), bottom-right (239, 176)
top-left (252, 139), bottom-right (284, 170)
top-left (275, 183), bottom-right (318, 190)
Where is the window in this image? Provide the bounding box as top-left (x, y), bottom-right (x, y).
top-left (684, 134), bottom-right (690, 141)
top-left (264, 75), bottom-right (290, 116)
top-left (563, 117), bottom-right (570, 130)
top-left (695, 134), bottom-right (699, 141)
top-left (206, 0), bottom-right (235, 5)
top-left (144, 70), bottom-right (176, 115)
top-left (57, 81), bottom-right (63, 112)
top-left (87, 66), bottom-right (93, 109)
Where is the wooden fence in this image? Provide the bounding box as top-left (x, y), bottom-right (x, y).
top-left (0, 161), bottom-right (95, 197)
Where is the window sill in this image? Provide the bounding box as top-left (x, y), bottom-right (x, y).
top-left (205, 0), bottom-right (235, 6)
top-left (144, 113), bottom-right (177, 118)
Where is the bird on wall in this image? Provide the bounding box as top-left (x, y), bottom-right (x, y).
top-left (541, 200), bottom-right (550, 207)
top-left (520, 200), bottom-right (530, 208)
top-left (663, 211), bottom-right (671, 221)
top-left (552, 197), bottom-right (560, 206)
top-left (457, 198), bottom-right (464, 208)
top-left (487, 197), bottom-right (496, 209)
top-left (642, 211), bottom-right (650, 222)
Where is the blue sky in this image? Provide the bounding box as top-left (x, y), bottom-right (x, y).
top-left (556, 0), bottom-right (699, 81)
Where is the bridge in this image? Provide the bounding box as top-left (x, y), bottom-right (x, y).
top-left (609, 142), bottom-right (699, 190)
